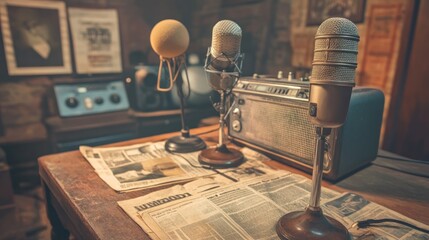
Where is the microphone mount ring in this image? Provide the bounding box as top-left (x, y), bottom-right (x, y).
top-left (156, 55), bottom-right (186, 92)
top-left (198, 47), bottom-right (245, 168)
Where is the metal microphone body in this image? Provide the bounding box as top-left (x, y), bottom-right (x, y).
top-left (309, 17), bottom-right (360, 128)
top-left (198, 20), bottom-right (244, 168)
top-left (210, 20), bottom-right (242, 71)
top-left (277, 18), bottom-right (359, 240)
top-left (205, 20), bottom-right (243, 91)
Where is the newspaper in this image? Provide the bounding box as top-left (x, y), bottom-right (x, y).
top-left (325, 193), bottom-right (429, 239)
top-left (118, 171), bottom-right (284, 235)
top-left (127, 172), bottom-right (428, 240)
top-left (120, 172), bottom-right (338, 239)
top-left (80, 142), bottom-right (276, 191)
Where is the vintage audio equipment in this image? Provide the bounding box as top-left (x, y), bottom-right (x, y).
top-left (54, 78), bottom-right (129, 117)
top-left (149, 19), bottom-right (206, 153)
top-left (198, 20), bottom-right (245, 168)
top-left (171, 65), bottom-right (215, 108)
top-left (49, 78), bottom-right (138, 152)
top-left (125, 65), bottom-right (173, 112)
top-left (228, 76), bottom-right (384, 180)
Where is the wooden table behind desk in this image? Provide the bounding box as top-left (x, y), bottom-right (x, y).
top-left (39, 125), bottom-right (429, 240)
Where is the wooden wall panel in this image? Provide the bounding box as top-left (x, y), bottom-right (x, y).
top-left (387, 0), bottom-right (429, 160)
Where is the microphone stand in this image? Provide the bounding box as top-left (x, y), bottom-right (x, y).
top-left (198, 49), bottom-right (244, 168)
top-left (276, 127), bottom-right (350, 240)
top-left (163, 58), bottom-right (206, 153)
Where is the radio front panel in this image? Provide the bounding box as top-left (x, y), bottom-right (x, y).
top-left (54, 80), bottom-right (129, 117)
top-left (229, 77), bottom-right (336, 172)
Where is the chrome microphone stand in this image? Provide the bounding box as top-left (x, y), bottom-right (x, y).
top-left (276, 127), bottom-right (350, 240)
top-left (198, 48), bottom-right (244, 168)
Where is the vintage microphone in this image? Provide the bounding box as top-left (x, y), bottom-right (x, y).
top-left (150, 19), bottom-right (206, 153)
top-left (198, 20), bottom-right (245, 168)
top-left (276, 17), bottom-right (359, 240)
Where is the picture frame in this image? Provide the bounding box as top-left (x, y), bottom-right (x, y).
top-left (306, 0), bottom-right (366, 26)
top-left (68, 8), bottom-right (122, 74)
top-left (0, 0), bottom-right (72, 75)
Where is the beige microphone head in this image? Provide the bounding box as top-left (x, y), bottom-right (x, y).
top-left (150, 19), bottom-right (189, 59)
top-left (211, 20), bottom-right (242, 60)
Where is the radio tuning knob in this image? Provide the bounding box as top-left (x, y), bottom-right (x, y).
top-left (84, 97), bottom-right (93, 109)
top-left (232, 120), bottom-right (242, 132)
top-left (65, 97), bottom-right (78, 108)
top-left (94, 97), bottom-right (104, 105)
top-left (110, 94), bottom-right (121, 104)
top-left (233, 108), bottom-right (241, 117)
top-left (288, 72), bottom-right (294, 81)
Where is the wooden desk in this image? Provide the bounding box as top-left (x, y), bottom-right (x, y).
top-left (38, 125), bottom-right (429, 240)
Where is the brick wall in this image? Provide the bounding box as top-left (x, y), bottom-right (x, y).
top-left (188, 0), bottom-right (412, 145)
top-left (0, 0), bottom-right (414, 147)
top-left (0, 0), bottom-right (188, 144)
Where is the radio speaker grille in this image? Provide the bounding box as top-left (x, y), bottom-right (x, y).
top-left (235, 95), bottom-right (316, 165)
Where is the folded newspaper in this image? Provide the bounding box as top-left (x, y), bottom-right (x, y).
top-left (119, 171), bottom-right (429, 240)
top-left (80, 142), bottom-right (276, 191)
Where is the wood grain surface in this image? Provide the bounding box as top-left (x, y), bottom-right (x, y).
top-left (39, 125), bottom-right (429, 240)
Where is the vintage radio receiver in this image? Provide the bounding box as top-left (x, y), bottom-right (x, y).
top-left (228, 76), bottom-right (384, 180)
top-left (54, 78), bottom-right (130, 117)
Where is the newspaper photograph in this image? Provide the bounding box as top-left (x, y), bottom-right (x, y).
top-left (325, 193), bottom-right (429, 240)
top-left (80, 142), bottom-right (276, 191)
top-left (136, 173), bottom-right (428, 240)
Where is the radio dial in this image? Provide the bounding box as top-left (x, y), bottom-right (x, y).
top-left (65, 97), bottom-right (78, 108)
top-left (232, 120), bottom-right (242, 132)
top-left (94, 97), bottom-right (104, 105)
top-left (110, 94), bottom-right (121, 104)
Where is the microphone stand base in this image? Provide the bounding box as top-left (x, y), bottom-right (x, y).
top-left (198, 145), bottom-right (243, 168)
top-left (165, 135), bottom-right (206, 153)
top-left (276, 208), bottom-right (351, 240)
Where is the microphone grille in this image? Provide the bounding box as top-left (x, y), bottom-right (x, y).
top-left (212, 20), bottom-right (242, 60)
top-left (311, 17), bottom-right (359, 86)
top-left (316, 17), bottom-right (359, 36)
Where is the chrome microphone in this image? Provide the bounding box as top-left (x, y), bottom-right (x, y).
top-left (198, 20), bottom-right (245, 168)
top-left (277, 18), bottom-right (359, 240)
top-left (205, 20), bottom-right (243, 91)
top-left (309, 17), bottom-right (360, 128)
top-left (210, 20), bottom-right (242, 70)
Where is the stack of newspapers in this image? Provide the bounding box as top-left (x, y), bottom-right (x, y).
top-left (80, 142), bottom-right (277, 191)
top-left (80, 142), bottom-right (429, 239)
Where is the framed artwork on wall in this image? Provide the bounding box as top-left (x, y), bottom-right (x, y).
top-left (306, 0), bottom-right (366, 26)
top-left (0, 0), bottom-right (72, 75)
top-left (68, 8), bottom-right (122, 74)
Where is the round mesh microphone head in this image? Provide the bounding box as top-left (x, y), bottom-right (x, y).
top-left (311, 17), bottom-right (359, 87)
top-left (150, 19), bottom-right (189, 59)
top-left (211, 20), bottom-right (242, 60)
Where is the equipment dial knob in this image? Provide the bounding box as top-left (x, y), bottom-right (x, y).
top-left (110, 94), bottom-right (121, 104)
top-left (232, 120), bottom-right (242, 132)
top-left (94, 97), bottom-right (104, 105)
top-left (233, 108), bottom-right (240, 117)
top-left (65, 97), bottom-right (78, 108)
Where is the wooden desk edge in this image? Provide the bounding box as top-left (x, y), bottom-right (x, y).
top-left (38, 124), bottom-right (429, 239)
